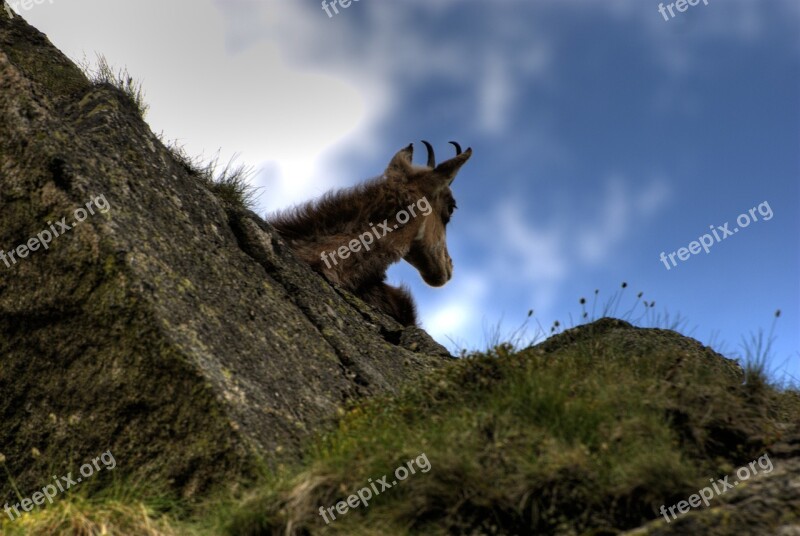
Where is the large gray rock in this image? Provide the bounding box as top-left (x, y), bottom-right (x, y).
top-left (0, 12), bottom-right (449, 501)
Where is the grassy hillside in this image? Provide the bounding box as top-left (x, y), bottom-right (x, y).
top-left (3, 318), bottom-right (797, 535)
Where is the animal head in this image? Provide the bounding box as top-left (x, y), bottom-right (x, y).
top-left (384, 141), bottom-right (472, 287)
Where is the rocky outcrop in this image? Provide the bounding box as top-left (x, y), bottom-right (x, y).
top-left (534, 319), bottom-right (800, 535)
top-left (0, 12), bottom-right (449, 501)
top-left (535, 317), bottom-right (744, 382)
top-left (623, 432), bottom-right (800, 536)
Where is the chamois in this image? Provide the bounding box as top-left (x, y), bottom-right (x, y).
top-left (268, 142), bottom-right (472, 326)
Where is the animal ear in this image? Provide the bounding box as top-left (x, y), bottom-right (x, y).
top-left (386, 143), bottom-right (414, 175)
top-left (434, 147), bottom-right (472, 186)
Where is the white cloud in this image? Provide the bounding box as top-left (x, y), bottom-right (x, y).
top-left (576, 179), bottom-right (629, 265)
top-left (22, 0), bottom-right (369, 214)
top-left (639, 0), bottom-right (800, 75)
top-left (635, 177), bottom-right (672, 215)
top-left (423, 271), bottom-right (489, 341)
top-left (475, 176), bottom-right (670, 286)
top-left (489, 203), bottom-right (569, 283)
top-left (477, 53), bottom-right (515, 134)
top-left (577, 176), bottom-right (672, 264)
top-left (22, 0), bottom-right (797, 218)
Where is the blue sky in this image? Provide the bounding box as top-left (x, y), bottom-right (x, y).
top-left (20, 0), bottom-right (799, 382)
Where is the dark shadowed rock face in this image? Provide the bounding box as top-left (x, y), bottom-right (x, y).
top-left (0, 14), bottom-right (450, 500)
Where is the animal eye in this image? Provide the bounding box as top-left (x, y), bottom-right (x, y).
top-left (442, 203), bottom-right (456, 224)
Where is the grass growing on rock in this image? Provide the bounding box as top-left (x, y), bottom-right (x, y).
top-left (164, 142), bottom-right (259, 211)
top-left (0, 478), bottom-right (184, 536)
top-left (76, 55), bottom-right (260, 212)
top-left (220, 319), bottom-right (796, 535)
top-left (4, 316), bottom-right (797, 535)
top-left (78, 54), bottom-right (149, 119)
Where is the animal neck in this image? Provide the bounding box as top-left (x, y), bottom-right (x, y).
top-left (269, 177), bottom-right (417, 248)
top-left (268, 176), bottom-right (428, 290)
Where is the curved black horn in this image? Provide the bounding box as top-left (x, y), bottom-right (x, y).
top-left (449, 141), bottom-right (463, 155)
top-left (421, 140), bottom-right (436, 168)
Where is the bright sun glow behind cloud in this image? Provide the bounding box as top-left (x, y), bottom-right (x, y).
top-left (22, 0), bottom-right (368, 213)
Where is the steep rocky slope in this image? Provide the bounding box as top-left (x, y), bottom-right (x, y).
top-left (0, 12), bottom-right (449, 502)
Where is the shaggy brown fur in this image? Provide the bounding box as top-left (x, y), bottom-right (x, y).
top-left (268, 142), bottom-right (472, 326)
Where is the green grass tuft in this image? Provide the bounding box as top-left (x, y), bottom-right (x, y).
top-left (0, 477), bottom-right (185, 536)
top-left (78, 54), bottom-right (149, 118)
top-left (77, 55), bottom-right (260, 211)
top-left (162, 140), bottom-right (260, 211)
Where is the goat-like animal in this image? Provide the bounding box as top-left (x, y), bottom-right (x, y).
top-left (268, 142), bottom-right (471, 326)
